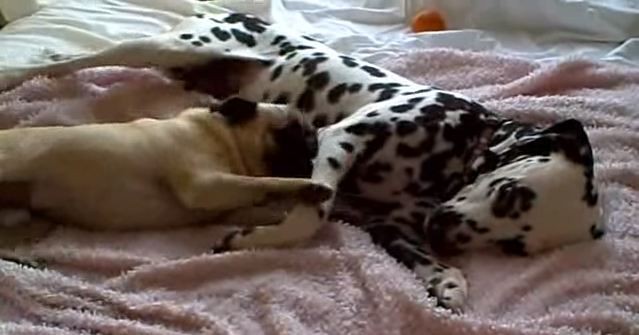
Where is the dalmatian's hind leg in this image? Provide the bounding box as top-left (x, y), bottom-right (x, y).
top-left (363, 218), bottom-right (468, 311)
top-left (0, 33), bottom-right (271, 92)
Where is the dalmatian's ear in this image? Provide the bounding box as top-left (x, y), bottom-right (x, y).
top-left (541, 118), bottom-right (587, 139)
top-left (214, 97), bottom-right (258, 125)
top-left (542, 118), bottom-right (594, 165)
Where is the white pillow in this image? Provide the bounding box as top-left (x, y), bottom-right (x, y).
top-left (0, 0), bottom-right (231, 71)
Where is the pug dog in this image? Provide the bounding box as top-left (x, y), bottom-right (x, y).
top-left (0, 97), bottom-right (330, 247)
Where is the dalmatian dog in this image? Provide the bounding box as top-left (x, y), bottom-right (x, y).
top-left (0, 11), bottom-right (604, 310)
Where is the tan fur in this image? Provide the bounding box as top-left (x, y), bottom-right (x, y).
top-left (0, 106), bottom-right (328, 245)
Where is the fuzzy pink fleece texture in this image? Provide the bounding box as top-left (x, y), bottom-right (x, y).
top-left (0, 51), bottom-right (638, 335)
top-left (0, 66), bottom-right (215, 127)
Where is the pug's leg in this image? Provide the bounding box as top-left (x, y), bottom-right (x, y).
top-left (169, 172), bottom-right (332, 251)
top-left (212, 124), bottom-right (367, 252)
top-left (217, 198), bottom-right (293, 227)
top-left (170, 172), bottom-right (332, 214)
top-left (212, 203), bottom-right (324, 252)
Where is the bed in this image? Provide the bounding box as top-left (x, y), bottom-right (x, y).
top-left (0, 1), bottom-right (637, 334)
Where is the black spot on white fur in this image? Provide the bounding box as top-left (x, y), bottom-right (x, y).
top-left (230, 28), bottom-right (256, 47)
top-left (307, 71), bottom-right (331, 90)
top-left (361, 65), bottom-right (386, 77)
top-left (376, 89), bottom-right (398, 102)
top-left (328, 83), bottom-right (349, 104)
top-left (271, 35), bottom-right (285, 45)
top-left (327, 157), bottom-right (341, 169)
top-left (369, 82), bottom-right (402, 92)
top-left (296, 90), bottom-right (315, 112)
top-left (270, 65), bottom-right (284, 81)
top-left (223, 12), bottom-right (269, 33)
top-left (302, 56), bottom-right (329, 76)
top-left (339, 142), bottom-right (354, 152)
top-left (390, 104), bottom-right (413, 114)
top-left (349, 83), bottom-right (363, 93)
top-left (395, 120), bottom-right (418, 136)
top-left (340, 56), bottom-right (358, 67)
top-left (302, 35), bottom-right (319, 42)
top-left (285, 52), bottom-right (298, 60)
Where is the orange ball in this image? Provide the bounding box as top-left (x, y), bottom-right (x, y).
top-left (411, 9), bottom-right (446, 33)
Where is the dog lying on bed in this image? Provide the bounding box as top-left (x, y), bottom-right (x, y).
top-left (0, 97), bottom-right (330, 247)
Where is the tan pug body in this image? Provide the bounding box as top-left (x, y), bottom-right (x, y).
top-left (0, 98), bottom-right (328, 239)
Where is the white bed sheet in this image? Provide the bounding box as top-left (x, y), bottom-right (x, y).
top-left (265, 0), bottom-right (639, 65)
top-left (0, 0), bottom-right (637, 72)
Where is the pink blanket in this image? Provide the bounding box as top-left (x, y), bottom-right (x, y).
top-left (0, 51), bottom-right (638, 335)
top-left (0, 66), bottom-right (215, 128)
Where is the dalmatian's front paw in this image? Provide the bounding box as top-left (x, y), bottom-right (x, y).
top-left (421, 266), bottom-right (468, 312)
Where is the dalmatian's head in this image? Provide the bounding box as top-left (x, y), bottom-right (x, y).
top-left (212, 97), bottom-right (317, 178)
top-left (426, 118), bottom-right (603, 256)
